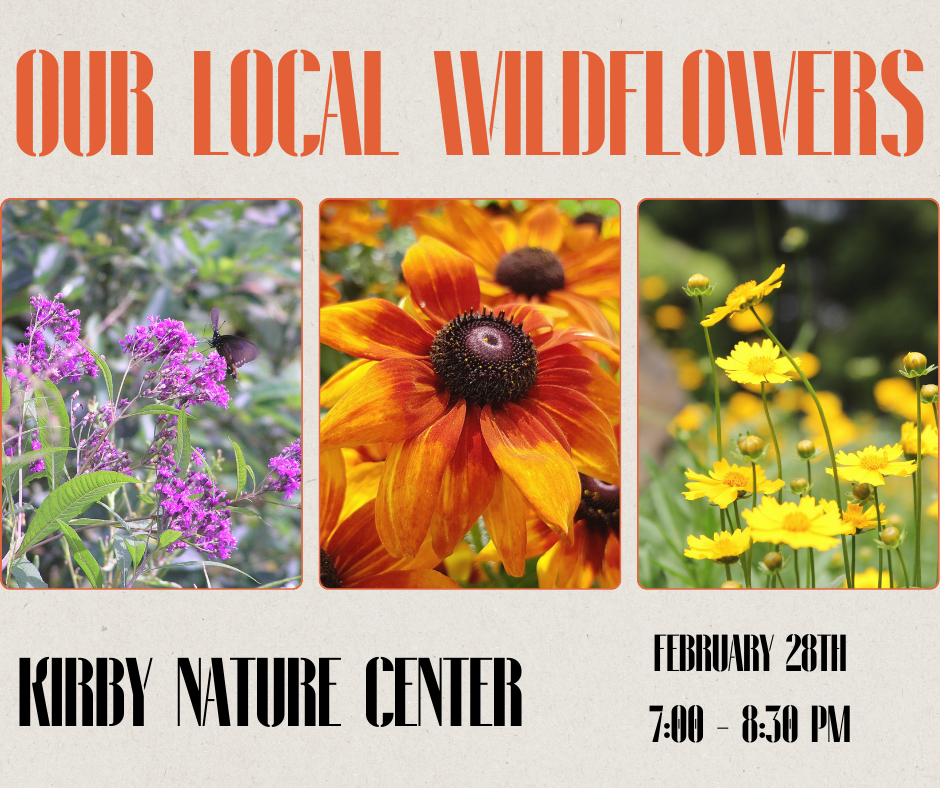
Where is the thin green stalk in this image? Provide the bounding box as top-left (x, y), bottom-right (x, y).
top-left (932, 401), bottom-right (938, 428)
top-left (733, 501), bottom-right (750, 588)
top-left (793, 548), bottom-right (800, 588)
top-left (914, 377), bottom-right (923, 587)
top-left (895, 543), bottom-right (910, 588)
top-left (697, 295), bottom-right (723, 461)
top-left (808, 549), bottom-right (816, 588)
top-left (725, 564), bottom-right (732, 582)
top-left (760, 381), bottom-right (783, 502)
top-left (873, 486), bottom-right (894, 590)
top-left (751, 307), bottom-right (852, 586)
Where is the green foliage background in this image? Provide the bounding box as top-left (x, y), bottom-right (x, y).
top-left (2, 199), bottom-right (302, 588)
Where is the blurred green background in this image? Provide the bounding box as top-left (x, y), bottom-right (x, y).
top-left (2, 199), bottom-right (302, 588)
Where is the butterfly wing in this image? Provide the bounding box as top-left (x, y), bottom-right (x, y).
top-left (210, 306), bottom-right (221, 331)
top-left (217, 335), bottom-right (259, 380)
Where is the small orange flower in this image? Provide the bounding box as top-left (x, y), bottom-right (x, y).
top-left (320, 237), bottom-right (620, 575)
top-left (320, 449), bottom-right (458, 589)
top-left (320, 268), bottom-right (343, 307)
top-left (412, 200), bottom-right (620, 344)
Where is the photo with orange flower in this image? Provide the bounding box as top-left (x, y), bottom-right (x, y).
top-left (319, 199), bottom-right (620, 588)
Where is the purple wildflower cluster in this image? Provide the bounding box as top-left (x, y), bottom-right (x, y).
top-left (153, 447), bottom-right (237, 560)
top-left (74, 401), bottom-right (131, 473)
top-left (4, 435), bottom-right (44, 473)
top-left (121, 318), bottom-right (229, 410)
top-left (264, 438), bottom-right (302, 500)
top-left (3, 295), bottom-right (98, 387)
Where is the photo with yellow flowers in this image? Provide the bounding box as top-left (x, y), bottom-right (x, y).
top-left (319, 200), bottom-right (620, 588)
top-left (639, 199), bottom-right (939, 589)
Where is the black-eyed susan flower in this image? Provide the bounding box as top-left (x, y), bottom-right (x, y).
top-left (319, 200), bottom-right (385, 251)
top-left (700, 265), bottom-right (785, 327)
top-left (900, 421), bottom-right (939, 458)
top-left (319, 237), bottom-right (620, 576)
top-left (825, 444), bottom-right (917, 487)
top-left (683, 459), bottom-right (784, 508)
top-left (536, 474), bottom-right (621, 589)
top-left (684, 528), bottom-right (751, 564)
top-left (320, 449), bottom-right (459, 589)
top-left (716, 339), bottom-right (796, 386)
top-left (742, 497), bottom-right (854, 550)
top-left (412, 200), bottom-right (620, 342)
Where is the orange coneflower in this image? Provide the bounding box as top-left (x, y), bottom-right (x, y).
top-left (319, 200), bottom-right (386, 251)
top-left (412, 201), bottom-right (620, 343)
top-left (320, 449), bottom-right (459, 589)
top-left (320, 236), bottom-right (620, 575)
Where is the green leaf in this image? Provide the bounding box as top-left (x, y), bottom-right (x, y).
top-left (256, 575), bottom-right (302, 589)
top-left (157, 529), bottom-right (183, 551)
top-left (9, 558), bottom-right (48, 588)
top-left (138, 492), bottom-right (154, 505)
top-left (2, 447), bottom-right (71, 482)
top-left (245, 464), bottom-right (256, 489)
top-left (175, 412), bottom-right (191, 470)
top-left (130, 404), bottom-right (185, 418)
top-left (22, 471), bottom-right (138, 550)
top-left (228, 506), bottom-right (260, 518)
top-left (2, 373), bottom-right (10, 415)
top-left (85, 347), bottom-right (113, 404)
top-left (827, 574), bottom-right (847, 589)
top-left (229, 438), bottom-right (247, 498)
top-left (60, 521), bottom-right (103, 588)
top-left (122, 534), bottom-right (148, 569)
top-left (71, 518), bottom-right (116, 527)
top-left (165, 561), bottom-right (258, 584)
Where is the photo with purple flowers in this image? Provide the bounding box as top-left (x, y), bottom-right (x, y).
top-left (2, 199), bottom-right (302, 589)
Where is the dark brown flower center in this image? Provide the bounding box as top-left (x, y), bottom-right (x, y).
top-left (574, 212), bottom-right (604, 234)
top-left (320, 548), bottom-right (342, 588)
top-left (430, 309), bottom-right (538, 406)
top-left (494, 247), bottom-right (565, 298)
top-left (576, 474), bottom-right (620, 537)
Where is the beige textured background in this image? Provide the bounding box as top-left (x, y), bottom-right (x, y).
top-left (2, 1), bottom-right (939, 785)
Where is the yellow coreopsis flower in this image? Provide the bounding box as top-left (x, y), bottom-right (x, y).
top-left (742, 496), bottom-right (854, 550)
top-left (900, 421), bottom-right (939, 458)
top-left (826, 444), bottom-right (917, 487)
top-left (683, 459), bottom-right (785, 509)
top-left (847, 567), bottom-right (896, 589)
top-left (824, 500), bottom-right (884, 534)
top-left (701, 265), bottom-right (785, 327)
top-left (716, 339), bottom-right (796, 386)
top-left (685, 528), bottom-right (751, 564)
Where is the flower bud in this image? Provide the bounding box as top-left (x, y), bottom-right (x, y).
top-left (904, 352), bottom-right (928, 374)
top-left (852, 482), bottom-right (872, 501)
top-left (888, 513), bottom-right (903, 527)
top-left (720, 580), bottom-right (743, 589)
top-left (921, 384), bottom-right (938, 403)
top-left (763, 551), bottom-right (783, 571)
top-left (881, 526), bottom-right (901, 546)
top-left (687, 273), bottom-right (710, 290)
top-left (738, 434), bottom-right (764, 459)
top-left (796, 439), bottom-right (816, 459)
top-left (789, 477), bottom-right (809, 494)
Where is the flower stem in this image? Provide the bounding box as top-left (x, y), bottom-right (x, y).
top-left (808, 549), bottom-right (816, 589)
top-left (914, 377), bottom-right (923, 588)
top-left (733, 501), bottom-right (750, 588)
top-left (793, 548), bottom-right (800, 588)
top-left (873, 486), bottom-right (894, 590)
top-left (896, 541), bottom-right (910, 589)
top-left (697, 295), bottom-right (723, 462)
top-left (751, 307), bottom-right (852, 586)
top-left (760, 381), bottom-right (783, 502)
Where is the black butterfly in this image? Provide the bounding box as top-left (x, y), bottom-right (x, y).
top-left (209, 306), bottom-right (259, 380)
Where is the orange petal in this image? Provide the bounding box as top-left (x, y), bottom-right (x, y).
top-left (319, 449), bottom-right (346, 539)
top-left (561, 236), bottom-right (620, 280)
top-left (429, 404), bottom-right (498, 558)
top-left (518, 203), bottom-right (567, 252)
top-left (321, 299), bottom-right (434, 360)
top-left (528, 384), bottom-right (620, 484)
top-left (479, 402), bottom-right (581, 539)
top-left (481, 472), bottom-right (528, 576)
top-left (351, 570), bottom-right (460, 589)
top-left (402, 237), bottom-right (481, 326)
top-left (339, 460), bottom-right (385, 522)
top-left (320, 359), bottom-right (377, 408)
top-left (320, 358), bottom-right (449, 449)
top-left (375, 401), bottom-right (466, 558)
top-left (546, 291), bottom-right (617, 343)
top-left (443, 201), bottom-right (506, 271)
top-left (538, 348), bottom-right (620, 424)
